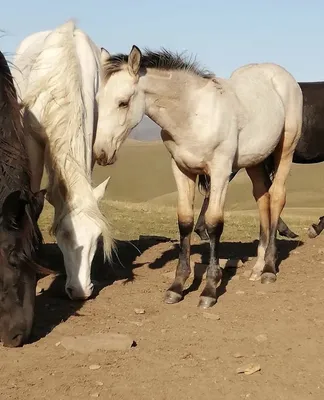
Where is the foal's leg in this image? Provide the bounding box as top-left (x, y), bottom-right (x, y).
top-left (262, 166), bottom-right (298, 239)
top-left (199, 156), bottom-right (232, 309)
top-left (261, 136), bottom-right (297, 284)
top-left (164, 159), bottom-right (196, 304)
top-left (246, 165), bottom-right (271, 281)
top-left (194, 170), bottom-right (239, 240)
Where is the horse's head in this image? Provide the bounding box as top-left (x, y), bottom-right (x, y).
top-left (52, 177), bottom-right (111, 300)
top-left (94, 46), bottom-right (145, 166)
top-left (0, 189), bottom-right (46, 347)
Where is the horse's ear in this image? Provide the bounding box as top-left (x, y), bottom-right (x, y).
top-left (100, 48), bottom-right (111, 65)
top-left (33, 189), bottom-right (46, 220)
top-left (128, 45), bottom-right (142, 76)
top-left (93, 177), bottom-right (110, 203)
top-left (2, 190), bottom-right (28, 230)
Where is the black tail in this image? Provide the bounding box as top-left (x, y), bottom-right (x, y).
top-left (198, 175), bottom-right (211, 196)
top-left (198, 155), bottom-right (276, 197)
top-left (263, 154), bottom-right (276, 182)
top-left (198, 170), bottom-right (241, 196)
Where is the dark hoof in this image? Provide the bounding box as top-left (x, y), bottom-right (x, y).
top-left (198, 296), bottom-right (216, 309)
top-left (308, 225), bottom-right (318, 239)
top-left (164, 290), bottom-right (182, 304)
top-left (286, 230), bottom-right (299, 239)
top-left (261, 272), bottom-right (277, 284)
top-left (195, 229), bottom-right (209, 241)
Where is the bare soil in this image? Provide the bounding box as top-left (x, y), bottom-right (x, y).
top-left (1, 232), bottom-right (324, 400)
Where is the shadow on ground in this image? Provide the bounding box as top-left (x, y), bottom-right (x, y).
top-left (31, 236), bottom-right (165, 342)
top-left (145, 237), bottom-right (304, 303)
top-left (31, 236), bottom-right (303, 343)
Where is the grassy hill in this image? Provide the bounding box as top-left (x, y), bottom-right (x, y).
top-left (92, 139), bottom-right (324, 211)
top-left (39, 139), bottom-right (324, 242)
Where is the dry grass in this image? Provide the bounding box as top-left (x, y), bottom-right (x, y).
top-left (39, 198), bottom-right (319, 245)
top-left (38, 139), bottom-right (324, 243)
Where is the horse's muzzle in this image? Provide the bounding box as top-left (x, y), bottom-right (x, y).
top-left (96, 150), bottom-right (117, 166)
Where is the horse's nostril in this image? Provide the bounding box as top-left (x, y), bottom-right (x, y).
top-left (96, 150), bottom-right (108, 166)
top-left (4, 333), bottom-right (24, 348)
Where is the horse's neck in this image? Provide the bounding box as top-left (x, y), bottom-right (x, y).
top-left (140, 69), bottom-right (216, 139)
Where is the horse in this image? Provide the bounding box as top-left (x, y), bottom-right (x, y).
top-left (93, 46), bottom-right (303, 309)
top-left (11, 21), bottom-right (114, 300)
top-left (0, 50), bottom-right (49, 347)
top-left (194, 81), bottom-right (324, 241)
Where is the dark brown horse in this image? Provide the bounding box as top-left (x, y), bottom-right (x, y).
top-left (0, 51), bottom-right (50, 347)
top-left (194, 81), bottom-right (324, 241)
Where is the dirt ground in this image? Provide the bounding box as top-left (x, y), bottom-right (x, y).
top-left (1, 232), bottom-right (324, 400)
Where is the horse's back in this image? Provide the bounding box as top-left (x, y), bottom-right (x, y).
top-left (231, 63), bottom-right (302, 113)
top-left (230, 63), bottom-right (303, 168)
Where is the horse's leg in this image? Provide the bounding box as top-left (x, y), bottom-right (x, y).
top-left (194, 196), bottom-right (209, 240)
top-left (198, 156), bottom-right (232, 309)
top-left (194, 170), bottom-right (241, 241)
top-left (277, 217), bottom-right (298, 239)
top-left (164, 159), bottom-right (196, 304)
top-left (246, 165), bottom-right (271, 281)
top-left (262, 165), bottom-right (298, 239)
top-left (308, 216), bottom-right (324, 238)
top-left (261, 133), bottom-right (298, 284)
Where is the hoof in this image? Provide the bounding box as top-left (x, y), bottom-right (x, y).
top-left (261, 272), bottom-right (277, 284)
top-left (195, 230), bottom-right (209, 241)
top-left (164, 290), bottom-right (182, 304)
top-left (198, 296), bottom-right (216, 309)
top-left (249, 271), bottom-right (262, 281)
top-left (308, 225), bottom-right (318, 239)
top-left (286, 231), bottom-right (299, 239)
top-left (279, 229), bottom-right (298, 239)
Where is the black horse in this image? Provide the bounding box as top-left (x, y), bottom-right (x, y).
top-left (0, 51), bottom-right (50, 347)
top-left (194, 81), bottom-right (324, 241)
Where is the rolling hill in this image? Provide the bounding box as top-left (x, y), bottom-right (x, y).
top-left (92, 139), bottom-right (324, 213)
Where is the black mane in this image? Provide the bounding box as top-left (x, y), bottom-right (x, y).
top-left (0, 51), bottom-right (42, 256)
top-left (0, 52), bottom-right (31, 201)
top-left (104, 48), bottom-right (213, 79)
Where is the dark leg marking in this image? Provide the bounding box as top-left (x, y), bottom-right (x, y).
top-left (164, 221), bottom-right (193, 304)
top-left (198, 221), bottom-right (224, 309)
top-left (261, 224), bottom-right (278, 284)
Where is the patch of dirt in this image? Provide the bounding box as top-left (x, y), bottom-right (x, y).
top-left (1, 235), bottom-right (324, 400)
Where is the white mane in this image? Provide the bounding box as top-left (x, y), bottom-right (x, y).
top-left (19, 20), bottom-right (113, 259)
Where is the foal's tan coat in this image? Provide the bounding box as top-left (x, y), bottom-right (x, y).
top-left (94, 48), bottom-right (302, 308)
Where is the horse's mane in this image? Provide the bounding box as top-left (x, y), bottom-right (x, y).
top-left (102, 48), bottom-right (214, 80)
top-left (17, 21), bottom-right (113, 259)
top-left (0, 50), bottom-right (42, 257)
top-left (0, 51), bottom-right (30, 199)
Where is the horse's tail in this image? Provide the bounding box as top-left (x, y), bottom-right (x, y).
top-left (198, 170), bottom-right (240, 196)
top-left (263, 154), bottom-right (276, 181)
top-left (198, 174), bottom-right (211, 196)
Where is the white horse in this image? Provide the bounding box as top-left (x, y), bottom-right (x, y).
top-left (93, 46), bottom-right (303, 309)
top-left (12, 21), bottom-right (114, 300)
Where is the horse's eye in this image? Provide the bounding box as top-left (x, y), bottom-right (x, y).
top-left (118, 100), bottom-right (129, 108)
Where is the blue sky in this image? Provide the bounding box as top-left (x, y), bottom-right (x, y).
top-left (1, 0), bottom-right (324, 81)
